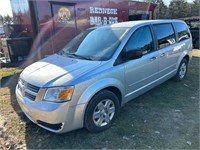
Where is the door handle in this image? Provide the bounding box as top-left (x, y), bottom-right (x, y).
top-left (160, 53), bottom-right (166, 57)
top-left (150, 56), bottom-right (157, 61)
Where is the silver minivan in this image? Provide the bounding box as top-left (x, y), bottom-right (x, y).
top-left (16, 20), bottom-right (192, 133)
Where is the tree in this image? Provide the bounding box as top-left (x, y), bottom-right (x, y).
top-left (140, 0), bottom-right (169, 19)
top-left (168, 0), bottom-right (190, 19)
top-left (0, 15), bottom-right (3, 25)
top-left (3, 14), bottom-right (13, 25)
top-left (154, 0), bottom-right (169, 19)
top-left (190, 0), bottom-right (200, 16)
top-left (143, 0), bottom-right (158, 3)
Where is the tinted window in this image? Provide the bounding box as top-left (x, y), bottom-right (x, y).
top-left (153, 24), bottom-right (176, 49)
top-left (174, 22), bottom-right (190, 42)
top-left (125, 26), bottom-right (154, 55)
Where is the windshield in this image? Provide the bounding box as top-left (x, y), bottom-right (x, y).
top-left (58, 27), bottom-right (129, 61)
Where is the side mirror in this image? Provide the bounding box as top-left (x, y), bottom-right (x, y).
top-left (123, 48), bottom-right (143, 60)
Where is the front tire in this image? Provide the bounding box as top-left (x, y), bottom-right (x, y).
top-left (84, 90), bottom-right (120, 133)
top-left (173, 59), bottom-right (188, 82)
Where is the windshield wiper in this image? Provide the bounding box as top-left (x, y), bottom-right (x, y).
top-left (67, 53), bottom-right (94, 60)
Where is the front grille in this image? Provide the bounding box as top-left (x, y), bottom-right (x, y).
top-left (18, 78), bottom-right (40, 101)
top-left (27, 83), bottom-right (40, 93)
top-left (25, 92), bottom-right (36, 100)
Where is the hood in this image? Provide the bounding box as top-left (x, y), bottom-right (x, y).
top-left (20, 54), bottom-right (101, 87)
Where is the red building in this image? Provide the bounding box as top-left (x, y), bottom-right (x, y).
top-left (10, 0), bottom-right (157, 58)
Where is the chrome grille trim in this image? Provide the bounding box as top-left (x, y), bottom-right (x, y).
top-left (25, 92), bottom-right (36, 100)
top-left (27, 83), bottom-right (40, 93)
top-left (18, 78), bottom-right (40, 101)
top-left (25, 89), bottom-right (37, 96)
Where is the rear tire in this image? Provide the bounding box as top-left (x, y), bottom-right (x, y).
top-left (173, 59), bottom-right (188, 82)
top-left (84, 90), bottom-right (120, 133)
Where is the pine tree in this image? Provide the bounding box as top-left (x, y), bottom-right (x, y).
top-left (154, 0), bottom-right (168, 19)
top-left (0, 15), bottom-right (3, 25)
top-left (168, 0), bottom-right (190, 19)
top-left (3, 14), bottom-right (13, 25)
top-left (190, 0), bottom-right (200, 16)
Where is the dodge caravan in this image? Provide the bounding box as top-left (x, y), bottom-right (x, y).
top-left (16, 20), bottom-right (192, 133)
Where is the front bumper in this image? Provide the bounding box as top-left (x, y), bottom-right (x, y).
top-left (16, 85), bottom-right (86, 133)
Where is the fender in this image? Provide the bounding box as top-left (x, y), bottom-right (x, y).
top-left (77, 78), bottom-right (125, 105)
top-left (176, 50), bottom-right (192, 70)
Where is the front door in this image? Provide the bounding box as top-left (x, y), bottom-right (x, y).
top-left (51, 2), bottom-right (77, 52)
top-left (124, 26), bottom-right (159, 101)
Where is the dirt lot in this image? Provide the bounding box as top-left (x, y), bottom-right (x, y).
top-left (0, 50), bottom-right (199, 149)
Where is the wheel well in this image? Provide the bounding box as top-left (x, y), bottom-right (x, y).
top-left (183, 55), bottom-right (189, 63)
top-left (84, 86), bottom-right (123, 126)
top-left (104, 86), bottom-right (122, 106)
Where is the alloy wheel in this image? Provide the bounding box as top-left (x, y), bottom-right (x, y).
top-left (93, 99), bottom-right (115, 127)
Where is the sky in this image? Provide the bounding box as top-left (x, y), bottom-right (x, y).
top-left (0, 0), bottom-right (12, 16)
top-left (0, 0), bottom-right (195, 17)
top-left (164, 0), bottom-right (194, 5)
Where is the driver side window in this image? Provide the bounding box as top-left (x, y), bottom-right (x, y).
top-left (125, 26), bottom-right (154, 55)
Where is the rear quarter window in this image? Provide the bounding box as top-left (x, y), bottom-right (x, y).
top-left (153, 23), bottom-right (176, 49)
top-left (174, 22), bottom-right (190, 42)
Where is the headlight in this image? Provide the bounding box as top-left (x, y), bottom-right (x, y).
top-left (44, 86), bottom-right (74, 102)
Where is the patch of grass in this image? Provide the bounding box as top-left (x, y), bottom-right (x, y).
top-left (0, 68), bottom-right (22, 79)
top-left (192, 49), bottom-right (200, 57)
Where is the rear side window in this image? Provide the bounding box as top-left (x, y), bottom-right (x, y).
top-left (174, 22), bottom-right (190, 42)
top-left (125, 26), bottom-right (154, 55)
top-left (153, 24), bottom-right (176, 49)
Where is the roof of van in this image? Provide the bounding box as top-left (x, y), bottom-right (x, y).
top-left (109, 19), bottom-right (184, 28)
